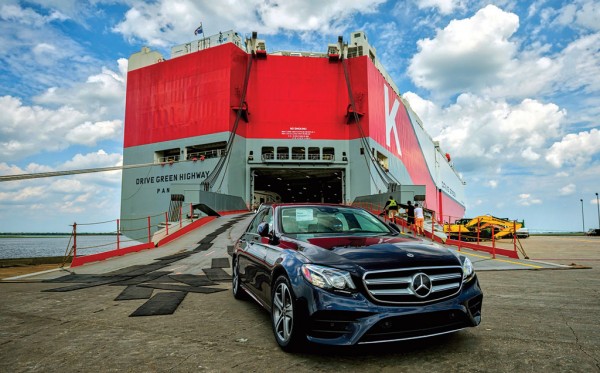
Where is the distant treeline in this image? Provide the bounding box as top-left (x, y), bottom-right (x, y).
top-left (0, 232), bottom-right (116, 238)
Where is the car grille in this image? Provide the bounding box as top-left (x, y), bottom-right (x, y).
top-left (362, 266), bottom-right (463, 304)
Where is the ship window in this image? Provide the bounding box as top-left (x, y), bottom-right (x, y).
top-left (323, 147), bottom-right (335, 161)
top-left (308, 147), bottom-right (320, 160)
top-left (354, 33), bottom-right (362, 38)
top-left (292, 147), bottom-right (305, 160)
top-left (262, 147), bottom-right (274, 160)
top-left (277, 147), bottom-right (289, 160)
top-left (347, 47), bottom-right (357, 58)
top-left (155, 148), bottom-right (180, 163)
top-left (186, 141), bottom-right (226, 160)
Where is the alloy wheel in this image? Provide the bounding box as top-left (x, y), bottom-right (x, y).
top-left (273, 281), bottom-right (294, 343)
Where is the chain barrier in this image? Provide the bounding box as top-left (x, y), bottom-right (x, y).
top-left (66, 202), bottom-right (205, 263)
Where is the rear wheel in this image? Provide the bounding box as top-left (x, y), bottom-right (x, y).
top-left (232, 257), bottom-right (247, 300)
top-left (271, 275), bottom-right (305, 351)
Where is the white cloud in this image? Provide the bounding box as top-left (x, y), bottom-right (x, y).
top-left (545, 129), bottom-right (600, 168)
top-left (518, 193), bottom-right (542, 206)
top-left (0, 95), bottom-right (123, 161)
top-left (559, 183), bottom-right (576, 196)
top-left (112, 0), bottom-right (385, 48)
top-left (0, 59), bottom-right (126, 162)
top-left (65, 120), bottom-right (122, 147)
top-left (487, 180), bottom-right (498, 188)
top-left (408, 3), bottom-right (600, 103)
top-left (521, 147), bottom-right (540, 161)
top-left (61, 150), bottom-right (122, 170)
top-left (408, 5), bottom-right (519, 95)
top-left (0, 151), bottom-right (122, 219)
top-left (0, 3), bottom-right (68, 26)
top-left (414, 0), bottom-right (465, 15)
top-left (553, 0), bottom-right (600, 32)
top-left (403, 92), bottom-right (566, 172)
top-left (35, 59), bottom-right (127, 116)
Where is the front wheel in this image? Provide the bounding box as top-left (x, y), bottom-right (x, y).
top-left (271, 275), bottom-right (305, 351)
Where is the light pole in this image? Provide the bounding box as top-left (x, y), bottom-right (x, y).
top-left (580, 199), bottom-right (585, 233)
top-left (596, 193), bottom-right (599, 229)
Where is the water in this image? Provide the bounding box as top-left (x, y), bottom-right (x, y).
top-left (0, 235), bottom-right (144, 259)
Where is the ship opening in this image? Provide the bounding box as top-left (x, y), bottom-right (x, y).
top-left (251, 168), bottom-right (344, 207)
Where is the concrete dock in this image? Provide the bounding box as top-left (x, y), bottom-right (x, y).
top-left (1, 214), bottom-right (599, 372)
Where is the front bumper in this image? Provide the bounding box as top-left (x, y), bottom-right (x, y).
top-left (296, 276), bottom-right (483, 346)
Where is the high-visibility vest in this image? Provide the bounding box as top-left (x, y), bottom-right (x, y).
top-left (388, 199), bottom-right (397, 208)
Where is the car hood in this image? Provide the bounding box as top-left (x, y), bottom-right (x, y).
top-left (295, 235), bottom-right (460, 271)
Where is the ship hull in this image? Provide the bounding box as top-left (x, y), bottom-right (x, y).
top-left (121, 41), bottom-right (465, 235)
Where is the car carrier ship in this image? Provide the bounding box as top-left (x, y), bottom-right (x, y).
top-left (120, 30), bottom-right (466, 235)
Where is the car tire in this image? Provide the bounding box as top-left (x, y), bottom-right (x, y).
top-left (232, 257), bottom-right (247, 300)
top-left (271, 275), bottom-right (305, 352)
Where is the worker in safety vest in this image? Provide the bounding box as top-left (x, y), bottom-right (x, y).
top-left (384, 196), bottom-right (399, 220)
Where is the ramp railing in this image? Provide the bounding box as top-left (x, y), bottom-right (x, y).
top-left (66, 202), bottom-right (250, 267)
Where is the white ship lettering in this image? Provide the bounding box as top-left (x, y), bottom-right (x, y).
top-left (384, 84), bottom-right (402, 156)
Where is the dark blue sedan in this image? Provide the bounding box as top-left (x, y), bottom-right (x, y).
top-left (232, 203), bottom-right (483, 351)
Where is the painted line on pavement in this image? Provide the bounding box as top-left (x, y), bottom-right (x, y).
top-left (459, 251), bottom-right (544, 269)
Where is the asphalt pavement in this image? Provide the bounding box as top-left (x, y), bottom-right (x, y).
top-left (1, 217), bottom-right (598, 372)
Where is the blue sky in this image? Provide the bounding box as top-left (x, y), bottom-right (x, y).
top-left (1, 0), bottom-right (599, 233)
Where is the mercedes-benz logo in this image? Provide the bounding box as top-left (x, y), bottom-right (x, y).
top-left (410, 273), bottom-right (432, 298)
top-left (406, 253), bottom-right (414, 257)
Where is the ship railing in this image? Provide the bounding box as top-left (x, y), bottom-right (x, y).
top-left (186, 149), bottom-right (224, 161)
top-left (157, 155), bottom-right (180, 163)
top-left (261, 153), bottom-right (335, 161)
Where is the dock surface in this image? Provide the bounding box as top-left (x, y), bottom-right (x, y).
top-left (1, 216), bottom-right (599, 372)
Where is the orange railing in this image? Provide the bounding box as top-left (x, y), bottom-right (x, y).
top-left (67, 203), bottom-right (249, 267)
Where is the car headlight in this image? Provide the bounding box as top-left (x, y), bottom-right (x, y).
top-left (301, 264), bottom-right (356, 291)
top-left (461, 256), bottom-right (475, 282)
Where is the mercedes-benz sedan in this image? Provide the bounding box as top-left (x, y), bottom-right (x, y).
top-left (232, 203), bottom-right (483, 351)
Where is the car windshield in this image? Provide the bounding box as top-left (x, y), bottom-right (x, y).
top-left (279, 206), bottom-right (391, 234)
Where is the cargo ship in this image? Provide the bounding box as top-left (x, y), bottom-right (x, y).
top-left (120, 30), bottom-right (466, 235)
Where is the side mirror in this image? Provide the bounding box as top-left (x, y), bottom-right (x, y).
top-left (257, 222), bottom-right (270, 237)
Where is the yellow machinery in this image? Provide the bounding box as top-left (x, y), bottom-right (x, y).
top-left (444, 215), bottom-right (523, 240)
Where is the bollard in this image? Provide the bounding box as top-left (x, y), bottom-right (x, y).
top-left (147, 216), bottom-right (151, 243)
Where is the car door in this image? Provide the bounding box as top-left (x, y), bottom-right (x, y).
top-left (238, 206), bottom-right (273, 305)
